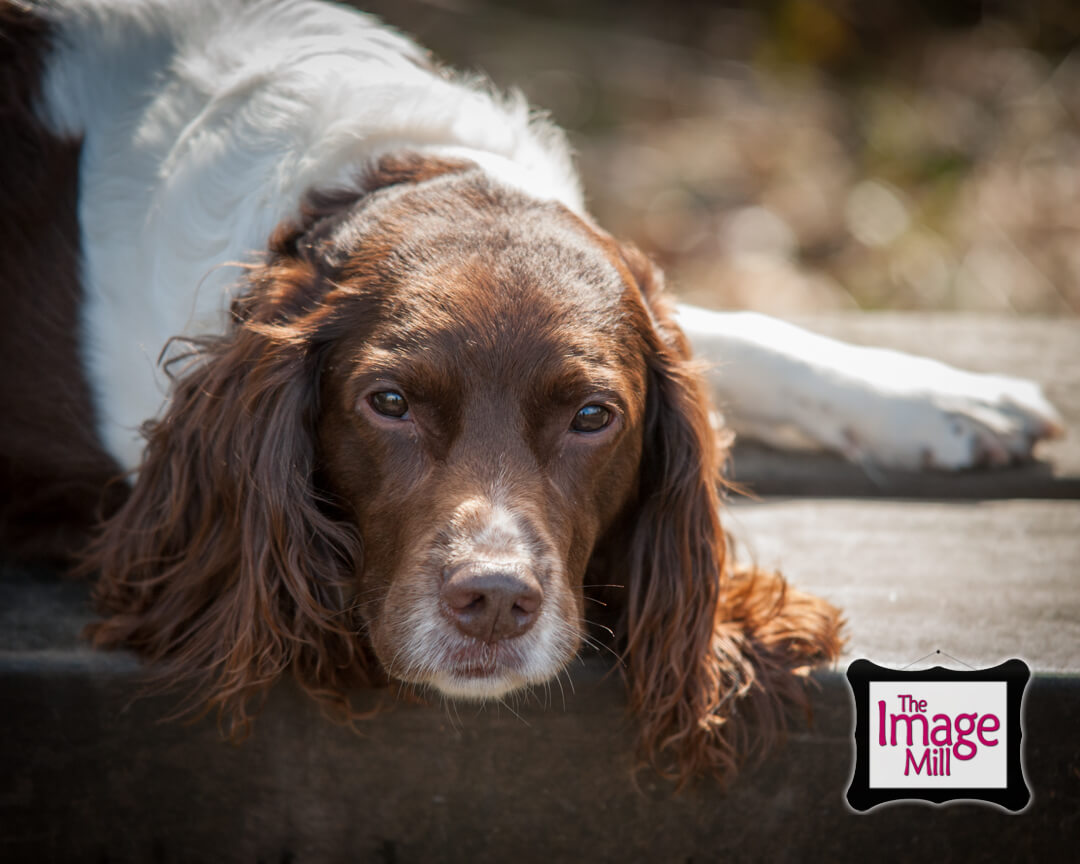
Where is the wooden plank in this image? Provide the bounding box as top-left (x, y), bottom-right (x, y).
top-left (2, 500), bottom-right (1077, 860)
top-left (6, 500), bottom-right (1076, 670)
top-left (724, 313), bottom-right (1080, 498)
top-left (727, 498), bottom-right (1080, 672)
top-left (1, 663), bottom-right (1076, 863)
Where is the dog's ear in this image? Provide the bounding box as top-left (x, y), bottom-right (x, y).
top-left (363, 152), bottom-right (473, 191)
top-left (267, 152), bottom-right (474, 264)
top-left (614, 243), bottom-right (844, 785)
top-left (84, 249), bottom-right (370, 736)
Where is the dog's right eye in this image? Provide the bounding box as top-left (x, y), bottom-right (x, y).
top-left (369, 390), bottom-right (409, 418)
top-left (571, 404), bottom-right (613, 433)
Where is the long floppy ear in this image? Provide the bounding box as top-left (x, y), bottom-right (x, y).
top-left (84, 154), bottom-right (476, 734)
top-left (82, 230), bottom-right (370, 736)
top-left (616, 243), bottom-right (844, 785)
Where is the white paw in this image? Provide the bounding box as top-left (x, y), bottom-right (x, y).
top-left (778, 352), bottom-right (1065, 471)
top-left (679, 308), bottom-right (1065, 472)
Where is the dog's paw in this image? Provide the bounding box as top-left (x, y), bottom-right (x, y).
top-left (792, 354), bottom-right (1065, 471)
top-left (682, 308), bottom-right (1065, 472)
top-left (920, 377), bottom-right (1065, 469)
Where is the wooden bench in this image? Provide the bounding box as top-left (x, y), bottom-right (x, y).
top-left (2, 313), bottom-right (1077, 862)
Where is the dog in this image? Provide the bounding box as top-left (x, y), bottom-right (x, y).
top-left (0, 0), bottom-right (1062, 782)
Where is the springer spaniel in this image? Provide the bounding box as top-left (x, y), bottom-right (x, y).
top-left (0, 0), bottom-right (1062, 781)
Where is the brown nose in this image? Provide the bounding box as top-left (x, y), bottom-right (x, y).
top-left (441, 566), bottom-right (542, 642)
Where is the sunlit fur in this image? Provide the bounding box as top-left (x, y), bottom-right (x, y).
top-left (83, 161), bottom-right (844, 784)
top-left (612, 247), bottom-right (844, 781)
top-left (9, 0), bottom-right (845, 785)
top-left (35, 0), bottom-right (581, 470)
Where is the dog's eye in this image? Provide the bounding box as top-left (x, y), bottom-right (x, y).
top-left (370, 390), bottom-right (409, 418)
top-left (571, 404), bottom-right (612, 433)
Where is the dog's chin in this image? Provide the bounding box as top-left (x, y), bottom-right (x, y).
top-left (381, 628), bottom-right (578, 702)
top-left (396, 646), bottom-right (566, 701)
top-left (428, 669), bottom-right (535, 701)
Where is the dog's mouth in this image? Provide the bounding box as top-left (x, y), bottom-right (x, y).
top-left (443, 641), bottom-right (520, 678)
top-left (449, 665), bottom-right (499, 679)
top-left (391, 632), bottom-right (551, 700)
top-left (431, 663), bottom-right (529, 700)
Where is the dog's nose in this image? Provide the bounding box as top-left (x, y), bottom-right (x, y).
top-left (441, 566), bottom-right (542, 642)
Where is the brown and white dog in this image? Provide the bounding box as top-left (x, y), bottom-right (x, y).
top-left (0, 0), bottom-right (1061, 782)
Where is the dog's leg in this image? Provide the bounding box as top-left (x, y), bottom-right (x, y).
top-left (675, 305), bottom-right (1064, 470)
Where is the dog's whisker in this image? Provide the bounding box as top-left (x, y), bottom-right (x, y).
top-left (11, 0), bottom-right (886, 793)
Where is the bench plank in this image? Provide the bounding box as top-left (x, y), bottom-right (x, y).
top-left (2, 499), bottom-right (1076, 860)
top-left (728, 498), bottom-right (1080, 672)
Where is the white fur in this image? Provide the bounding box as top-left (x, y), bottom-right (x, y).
top-left (37, 0), bottom-right (1062, 474)
top-left (677, 308), bottom-right (1064, 471)
top-left (386, 575), bottom-right (571, 701)
top-left (415, 598), bottom-right (571, 702)
top-left (37, 0), bottom-right (582, 470)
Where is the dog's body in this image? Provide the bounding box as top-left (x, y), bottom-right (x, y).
top-left (0, 0), bottom-right (1062, 780)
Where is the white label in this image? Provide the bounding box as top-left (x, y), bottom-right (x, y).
top-left (868, 681), bottom-right (1008, 789)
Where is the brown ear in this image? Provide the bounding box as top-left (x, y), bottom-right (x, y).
top-left (615, 244), bottom-right (844, 784)
top-left (83, 251), bottom-right (369, 736)
top-left (263, 152), bottom-right (475, 274)
top-left (267, 152), bottom-right (473, 260)
top-left (363, 152), bottom-right (472, 190)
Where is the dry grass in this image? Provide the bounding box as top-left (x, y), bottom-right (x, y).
top-left (364, 0), bottom-right (1080, 317)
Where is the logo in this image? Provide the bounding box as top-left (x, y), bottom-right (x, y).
top-left (846, 658), bottom-right (1030, 811)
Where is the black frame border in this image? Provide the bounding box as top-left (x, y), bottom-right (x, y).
top-left (845, 658), bottom-right (1030, 812)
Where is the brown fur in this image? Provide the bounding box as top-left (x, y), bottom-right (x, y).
top-left (596, 245), bottom-right (843, 782)
top-left (0, 2), bottom-right (127, 563)
top-left (78, 157), bottom-right (843, 783)
top-left (0, 6), bottom-right (842, 782)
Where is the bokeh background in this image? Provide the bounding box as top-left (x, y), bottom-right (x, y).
top-left (359, 0), bottom-right (1080, 317)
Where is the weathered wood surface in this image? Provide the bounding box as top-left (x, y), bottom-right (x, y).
top-left (2, 498), bottom-right (1078, 862)
top-left (5, 499), bottom-right (1076, 670)
top-left (728, 499), bottom-right (1080, 672)
top-left (1, 660), bottom-right (1076, 864)
top-left (2, 314), bottom-right (1077, 862)
top-left (728, 313), bottom-right (1079, 498)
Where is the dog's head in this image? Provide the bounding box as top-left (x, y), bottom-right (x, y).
top-left (313, 158), bottom-right (656, 699)
top-left (88, 154), bottom-right (839, 781)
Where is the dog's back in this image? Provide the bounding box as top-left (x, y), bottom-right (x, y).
top-left (6, 0), bottom-right (582, 479)
top-left (0, 2), bottom-right (123, 559)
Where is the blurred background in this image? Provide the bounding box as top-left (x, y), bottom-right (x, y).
top-left (358, 0), bottom-right (1080, 317)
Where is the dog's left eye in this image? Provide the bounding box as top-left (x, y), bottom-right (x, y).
top-left (571, 404), bottom-right (612, 433)
top-left (370, 390), bottom-right (409, 418)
